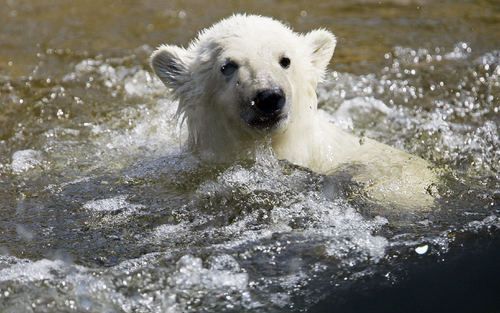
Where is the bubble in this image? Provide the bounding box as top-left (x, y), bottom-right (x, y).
top-left (178, 10), bottom-right (187, 19)
top-left (415, 244), bottom-right (429, 255)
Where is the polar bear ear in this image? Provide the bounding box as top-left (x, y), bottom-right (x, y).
top-left (151, 44), bottom-right (192, 90)
top-left (304, 29), bottom-right (336, 77)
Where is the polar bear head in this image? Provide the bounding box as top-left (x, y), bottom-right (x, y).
top-left (151, 14), bottom-right (336, 160)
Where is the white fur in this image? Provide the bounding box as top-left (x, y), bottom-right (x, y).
top-left (151, 14), bottom-right (438, 209)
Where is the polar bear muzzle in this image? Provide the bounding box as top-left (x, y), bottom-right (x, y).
top-left (245, 88), bottom-right (287, 129)
top-left (252, 88), bottom-right (285, 115)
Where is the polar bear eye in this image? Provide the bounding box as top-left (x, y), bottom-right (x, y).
top-left (221, 61), bottom-right (239, 76)
top-left (279, 57), bottom-right (291, 69)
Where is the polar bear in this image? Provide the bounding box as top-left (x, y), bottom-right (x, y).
top-left (151, 14), bottom-right (438, 209)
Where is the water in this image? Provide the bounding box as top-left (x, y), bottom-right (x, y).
top-left (0, 1), bottom-right (499, 312)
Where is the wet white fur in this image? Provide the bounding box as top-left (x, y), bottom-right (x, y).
top-left (151, 14), bottom-right (438, 209)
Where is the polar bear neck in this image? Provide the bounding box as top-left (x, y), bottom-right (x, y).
top-left (271, 85), bottom-right (327, 169)
top-left (184, 100), bottom-right (269, 162)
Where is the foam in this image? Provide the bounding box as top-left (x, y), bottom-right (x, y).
top-left (328, 96), bottom-right (392, 130)
top-left (194, 155), bottom-right (389, 264)
top-left (82, 195), bottom-right (145, 212)
top-left (0, 259), bottom-right (66, 283)
top-left (170, 254), bottom-right (248, 290)
top-left (11, 149), bottom-right (44, 173)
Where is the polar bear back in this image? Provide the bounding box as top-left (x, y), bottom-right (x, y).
top-left (273, 115), bottom-right (437, 210)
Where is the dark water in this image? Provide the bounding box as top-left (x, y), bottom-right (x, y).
top-left (0, 1), bottom-right (499, 312)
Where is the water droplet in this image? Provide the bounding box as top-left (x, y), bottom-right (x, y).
top-left (415, 244), bottom-right (429, 255)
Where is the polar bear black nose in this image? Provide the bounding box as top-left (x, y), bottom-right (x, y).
top-left (253, 89), bottom-right (285, 115)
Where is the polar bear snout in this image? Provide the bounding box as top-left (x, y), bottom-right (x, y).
top-left (244, 87), bottom-right (289, 130)
top-left (253, 88), bottom-right (285, 115)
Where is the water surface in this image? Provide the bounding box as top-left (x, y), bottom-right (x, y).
top-left (0, 1), bottom-right (499, 312)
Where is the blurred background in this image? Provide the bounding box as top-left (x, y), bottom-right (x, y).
top-left (1, 0), bottom-right (499, 74)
